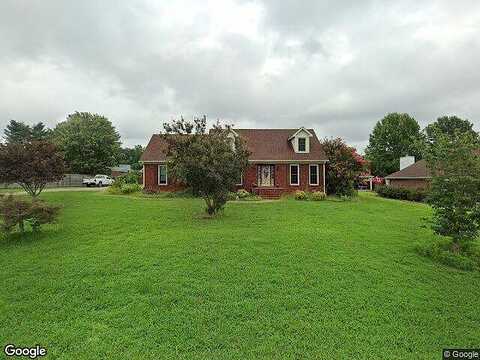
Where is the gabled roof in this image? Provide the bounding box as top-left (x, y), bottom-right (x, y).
top-left (141, 128), bottom-right (328, 162)
top-left (235, 129), bottom-right (327, 161)
top-left (385, 159), bottom-right (431, 179)
top-left (140, 134), bottom-right (169, 162)
top-left (287, 127), bottom-right (313, 140)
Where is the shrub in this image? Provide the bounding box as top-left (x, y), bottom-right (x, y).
top-left (0, 195), bottom-right (30, 233)
top-left (239, 194), bottom-right (262, 201)
top-left (108, 173), bottom-right (142, 195)
top-left (120, 183), bottom-right (141, 194)
top-left (227, 192), bottom-right (239, 201)
top-left (237, 189), bottom-right (250, 199)
top-left (117, 171), bottom-right (141, 185)
top-left (27, 201), bottom-right (61, 232)
top-left (294, 190), bottom-right (308, 200)
top-left (310, 191), bottom-right (326, 201)
top-left (376, 185), bottom-right (428, 202)
top-left (0, 195), bottom-right (60, 234)
top-left (416, 239), bottom-right (480, 271)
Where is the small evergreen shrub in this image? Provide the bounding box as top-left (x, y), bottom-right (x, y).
top-left (310, 191), bottom-right (326, 201)
top-left (376, 185), bottom-right (428, 202)
top-left (240, 195), bottom-right (262, 201)
top-left (120, 183), bottom-right (141, 194)
top-left (294, 190), bottom-right (308, 200)
top-left (237, 189), bottom-right (250, 199)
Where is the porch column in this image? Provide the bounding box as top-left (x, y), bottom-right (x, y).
top-left (323, 163), bottom-right (326, 194)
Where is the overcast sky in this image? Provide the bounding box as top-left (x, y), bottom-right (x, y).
top-left (1, 0), bottom-right (479, 151)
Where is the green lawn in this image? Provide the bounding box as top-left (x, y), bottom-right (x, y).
top-left (1, 192), bottom-right (479, 359)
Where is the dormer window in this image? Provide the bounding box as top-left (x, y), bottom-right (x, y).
top-left (288, 127), bottom-right (313, 153)
top-left (298, 138), bottom-right (306, 152)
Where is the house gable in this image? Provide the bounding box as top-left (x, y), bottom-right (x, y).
top-left (288, 127), bottom-right (313, 153)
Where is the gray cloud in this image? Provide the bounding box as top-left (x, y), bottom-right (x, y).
top-left (1, 0), bottom-right (479, 150)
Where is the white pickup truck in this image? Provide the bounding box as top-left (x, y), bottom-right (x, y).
top-left (82, 174), bottom-right (114, 187)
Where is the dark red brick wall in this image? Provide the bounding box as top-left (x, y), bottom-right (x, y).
top-left (238, 163), bottom-right (325, 194)
top-left (388, 179), bottom-right (430, 190)
top-left (143, 164), bottom-right (184, 192)
top-left (145, 162), bottom-right (326, 194)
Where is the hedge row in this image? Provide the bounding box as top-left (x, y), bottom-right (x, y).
top-left (375, 185), bottom-right (428, 202)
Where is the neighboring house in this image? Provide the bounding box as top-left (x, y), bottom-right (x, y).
top-left (140, 127), bottom-right (328, 198)
top-left (110, 164), bottom-right (131, 178)
top-left (385, 157), bottom-right (431, 189)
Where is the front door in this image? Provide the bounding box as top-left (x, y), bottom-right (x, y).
top-left (257, 165), bottom-right (275, 187)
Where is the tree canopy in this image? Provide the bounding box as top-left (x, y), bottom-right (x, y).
top-left (425, 131), bottom-right (480, 251)
top-left (424, 115), bottom-right (479, 145)
top-left (162, 116), bottom-right (249, 215)
top-left (0, 141), bottom-right (65, 197)
top-left (365, 113), bottom-right (424, 177)
top-left (119, 145), bottom-right (144, 171)
top-left (53, 112), bottom-right (121, 174)
top-left (3, 120), bottom-right (51, 144)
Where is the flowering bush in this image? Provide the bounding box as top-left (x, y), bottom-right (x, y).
top-left (294, 190), bottom-right (308, 200)
top-left (237, 189), bottom-right (250, 199)
top-left (310, 191), bottom-right (326, 201)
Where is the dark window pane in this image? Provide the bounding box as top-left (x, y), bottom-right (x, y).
top-left (310, 165), bottom-right (318, 184)
top-left (159, 165), bottom-right (167, 184)
top-left (298, 138), bottom-right (306, 152)
top-left (290, 165), bottom-right (299, 184)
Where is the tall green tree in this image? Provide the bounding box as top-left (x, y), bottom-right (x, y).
top-left (365, 113), bottom-right (424, 177)
top-left (425, 131), bottom-right (480, 252)
top-left (3, 120), bottom-right (51, 143)
top-left (424, 115), bottom-right (478, 145)
top-left (53, 112), bottom-right (121, 174)
top-left (119, 145), bottom-right (144, 171)
top-left (162, 116), bottom-right (249, 216)
top-left (31, 122), bottom-right (51, 141)
top-left (3, 120), bottom-right (32, 144)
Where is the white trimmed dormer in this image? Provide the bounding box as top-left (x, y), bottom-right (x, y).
top-left (288, 127), bottom-right (313, 153)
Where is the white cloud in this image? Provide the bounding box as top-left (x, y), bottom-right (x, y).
top-left (0, 0), bottom-right (479, 151)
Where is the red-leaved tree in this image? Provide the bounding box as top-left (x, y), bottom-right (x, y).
top-left (0, 141), bottom-right (65, 197)
top-left (322, 138), bottom-right (367, 196)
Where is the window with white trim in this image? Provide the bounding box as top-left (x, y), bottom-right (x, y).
top-left (309, 164), bottom-right (319, 185)
top-left (298, 137), bottom-right (307, 152)
top-left (158, 164), bottom-right (167, 185)
top-left (290, 164), bottom-right (299, 185)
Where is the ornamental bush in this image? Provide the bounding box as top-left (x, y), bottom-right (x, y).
top-left (237, 189), bottom-right (250, 199)
top-left (375, 185), bottom-right (428, 202)
top-left (294, 190), bottom-right (308, 200)
top-left (120, 183), bottom-right (141, 194)
top-left (0, 195), bottom-right (61, 234)
top-left (310, 191), bottom-right (326, 201)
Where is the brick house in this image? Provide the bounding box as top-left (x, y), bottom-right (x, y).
top-left (385, 157), bottom-right (431, 189)
top-left (140, 127), bottom-right (328, 198)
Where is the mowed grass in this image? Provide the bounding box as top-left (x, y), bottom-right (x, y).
top-left (1, 192), bottom-right (479, 359)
